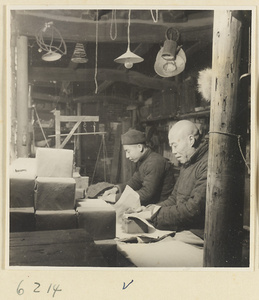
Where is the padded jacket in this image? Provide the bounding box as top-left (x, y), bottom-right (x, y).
top-left (151, 140), bottom-right (208, 231)
top-left (117, 148), bottom-right (175, 205)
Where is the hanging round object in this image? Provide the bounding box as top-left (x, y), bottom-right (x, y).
top-left (42, 51), bottom-right (62, 62)
top-left (154, 48), bottom-right (186, 77)
top-left (36, 22), bottom-right (67, 62)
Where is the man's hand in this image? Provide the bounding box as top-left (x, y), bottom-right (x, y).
top-left (102, 187), bottom-right (118, 197)
top-left (124, 206), bottom-right (145, 214)
top-left (133, 210), bottom-right (152, 221)
top-left (124, 205), bottom-right (157, 221)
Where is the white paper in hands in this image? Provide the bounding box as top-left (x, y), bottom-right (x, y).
top-left (114, 185), bottom-right (141, 223)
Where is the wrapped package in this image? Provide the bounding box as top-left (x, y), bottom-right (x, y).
top-left (75, 188), bottom-right (85, 200)
top-left (36, 148), bottom-right (74, 178)
top-left (77, 199), bottom-right (116, 240)
top-left (34, 177), bottom-right (76, 210)
top-left (9, 158), bottom-right (37, 208)
top-left (10, 207), bottom-right (35, 232)
top-left (35, 210), bottom-right (77, 231)
top-left (73, 173), bottom-right (89, 190)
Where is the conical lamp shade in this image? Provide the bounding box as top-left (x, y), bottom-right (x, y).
top-left (154, 47), bottom-right (186, 77)
top-left (71, 43), bottom-right (88, 63)
top-left (114, 49), bottom-right (144, 64)
top-left (42, 51), bottom-right (62, 62)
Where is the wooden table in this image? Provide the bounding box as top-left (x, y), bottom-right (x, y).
top-left (9, 229), bottom-right (108, 267)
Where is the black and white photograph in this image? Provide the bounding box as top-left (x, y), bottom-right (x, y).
top-left (6, 6), bottom-right (254, 271)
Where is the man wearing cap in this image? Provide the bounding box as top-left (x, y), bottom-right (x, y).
top-left (103, 129), bottom-right (175, 205)
top-left (128, 120), bottom-right (209, 231)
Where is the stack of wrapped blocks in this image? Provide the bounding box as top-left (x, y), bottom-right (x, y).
top-left (9, 157), bottom-right (37, 232)
top-left (34, 148), bottom-right (77, 231)
top-left (9, 148), bottom-right (116, 242)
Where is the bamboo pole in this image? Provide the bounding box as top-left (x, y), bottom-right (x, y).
top-left (16, 36), bottom-right (29, 157)
top-left (204, 11), bottom-right (248, 267)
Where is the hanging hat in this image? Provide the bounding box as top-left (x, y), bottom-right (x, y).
top-left (154, 47), bottom-right (186, 78)
top-left (121, 129), bottom-right (146, 145)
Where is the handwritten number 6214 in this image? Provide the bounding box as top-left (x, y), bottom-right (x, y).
top-left (16, 280), bottom-right (62, 297)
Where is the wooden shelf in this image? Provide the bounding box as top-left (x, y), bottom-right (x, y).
top-left (178, 109), bottom-right (210, 118)
top-left (140, 109), bottom-right (210, 123)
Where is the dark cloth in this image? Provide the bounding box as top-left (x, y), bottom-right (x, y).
top-left (117, 149), bottom-right (175, 205)
top-left (151, 140), bottom-right (208, 231)
top-left (86, 182), bottom-right (115, 198)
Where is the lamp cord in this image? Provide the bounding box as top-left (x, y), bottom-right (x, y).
top-left (94, 10), bottom-right (99, 94)
top-left (110, 9), bottom-right (117, 41)
top-left (209, 131), bottom-right (250, 174)
top-left (150, 10), bottom-right (158, 23)
top-left (127, 9), bottom-right (131, 51)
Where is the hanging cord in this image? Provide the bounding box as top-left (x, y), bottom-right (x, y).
top-left (209, 131), bottom-right (250, 174)
top-left (32, 105), bottom-right (50, 148)
top-left (150, 9), bottom-right (159, 23)
top-left (110, 9), bottom-right (117, 40)
top-left (94, 10), bottom-right (99, 94)
top-left (127, 10), bottom-right (131, 51)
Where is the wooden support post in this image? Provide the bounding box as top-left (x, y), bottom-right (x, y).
top-left (204, 11), bottom-right (248, 267)
top-left (10, 24), bottom-right (17, 162)
top-left (16, 36), bottom-right (29, 157)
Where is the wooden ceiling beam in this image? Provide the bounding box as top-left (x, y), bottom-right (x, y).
top-left (29, 67), bottom-right (178, 91)
top-left (14, 11), bottom-right (213, 43)
top-left (32, 92), bottom-right (70, 103)
top-left (73, 95), bottom-right (132, 104)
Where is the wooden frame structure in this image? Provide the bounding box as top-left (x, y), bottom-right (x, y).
top-left (53, 110), bottom-right (99, 149)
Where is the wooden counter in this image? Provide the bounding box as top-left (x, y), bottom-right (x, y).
top-left (9, 229), bottom-right (108, 267)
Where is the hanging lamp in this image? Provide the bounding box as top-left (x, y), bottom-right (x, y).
top-left (154, 27), bottom-right (186, 77)
top-left (71, 43), bottom-right (88, 63)
top-left (114, 10), bottom-right (143, 69)
top-left (35, 21), bottom-right (67, 62)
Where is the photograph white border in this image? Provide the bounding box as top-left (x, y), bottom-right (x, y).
top-left (1, 1), bottom-right (258, 299)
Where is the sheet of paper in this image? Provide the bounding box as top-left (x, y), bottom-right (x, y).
top-left (112, 186), bottom-right (175, 242)
top-left (77, 198), bottom-right (111, 207)
top-left (113, 185), bottom-right (141, 223)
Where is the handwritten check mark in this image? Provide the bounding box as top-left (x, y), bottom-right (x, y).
top-left (122, 280), bottom-right (134, 290)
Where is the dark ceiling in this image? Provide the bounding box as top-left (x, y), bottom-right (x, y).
top-left (11, 9), bottom-right (214, 104)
